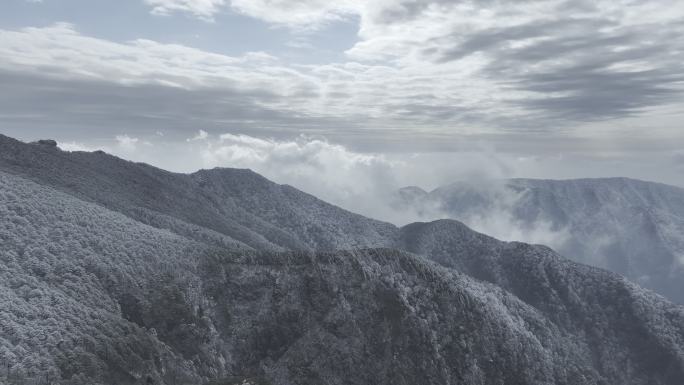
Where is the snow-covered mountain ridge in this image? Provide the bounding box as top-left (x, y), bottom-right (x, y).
top-left (0, 134), bottom-right (397, 252)
top-left (395, 177), bottom-right (684, 303)
top-left (1, 134), bottom-right (683, 384)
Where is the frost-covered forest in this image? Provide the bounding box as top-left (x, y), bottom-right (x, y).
top-left (1, 135), bottom-right (683, 385)
top-left (0, 170), bottom-right (206, 384)
top-left (395, 177), bottom-right (684, 303)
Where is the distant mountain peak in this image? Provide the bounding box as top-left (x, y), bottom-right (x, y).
top-left (397, 176), bottom-right (684, 303)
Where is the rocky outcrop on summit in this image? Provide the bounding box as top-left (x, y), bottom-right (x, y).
top-left (31, 139), bottom-right (58, 147)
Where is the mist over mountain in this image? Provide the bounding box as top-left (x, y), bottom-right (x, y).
top-left (4, 0), bottom-right (684, 383)
top-left (393, 178), bottom-right (684, 304)
top-left (1, 135), bottom-right (684, 385)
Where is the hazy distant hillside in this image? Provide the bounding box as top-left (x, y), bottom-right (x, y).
top-left (396, 178), bottom-right (684, 303)
top-left (1, 135), bottom-right (684, 384)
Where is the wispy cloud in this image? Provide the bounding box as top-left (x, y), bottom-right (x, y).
top-left (115, 134), bottom-right (141, 151)
top-left (1, 2), bottom-right (684, 189)
top-left (187, 129), bottom-right (209, 141)
top-left (58, 141), bottom-right (104, 153)
top-left (144, 0), bottom-right (684, 123)
top-left (196, 132), bottom-right (399, 210)
top-left (2, 11), bottom-right (684, 139)
top-left (143, 0), bottom-right (358, 27)
top-left (184, 132), bottom-right (530, 223)
top-left (144, 0), bottom-right (228, 21)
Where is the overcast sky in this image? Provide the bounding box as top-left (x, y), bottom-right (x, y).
top-left (1, 0), bottom-right (683, 213)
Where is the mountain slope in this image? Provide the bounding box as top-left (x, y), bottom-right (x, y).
top-left (191, 168), bottom-right (397, 250)
top-left (401, 219), bottom-right (684, 384)
top-left (0, 169), bottom-right (208, 384)
top-left (396, 178), bottom-right (684, 303)
top-left (0, 134), bottom-right (396, 252)
top-left (3, 166), bottom-right (684, 384)
top-left (198, 247), bottom-right (684, 385)
top-left (1, 135), bottom-right (684, 384)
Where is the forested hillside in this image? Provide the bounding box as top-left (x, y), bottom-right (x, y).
top-left (0, 135), bottom-right (395, 252)
top-left (396, 178), bottom-right (684, 303)
top-left (1, 136), bottom-right (683, 384)
top-left (0, 170), bottom-right (207, 384)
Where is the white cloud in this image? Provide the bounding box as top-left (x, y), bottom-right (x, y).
top-left (196, 133), bottom-right (411, 222)
top-left (229, 0), bottom-right (359, 29)
top-left (442, 183), bottom-right (571, 249)
top-left (0, 23), bottom-right (291, 91)
top-left (187, 129), bottom-right (209, 141)
top-left (0, 22), bottom-right (494, 130)
top-left (2, 1), bottom-right (684, 178)
top-left (143, 0), bottom-right (358, 26)
top-left (0, 23), bottom-right (335, 123)
top-left (188, 132), bottom-right (522, 223)
top-left (137, 0), bottom-right (684, 123)
top-left (2, 14), bottom-right (684, 139)
top-left (58, 141), bottom-right (104, 152)
top-left (115, 135), bottom-right (140, 151)
top-left (200, 133), bottom-right (397, 200)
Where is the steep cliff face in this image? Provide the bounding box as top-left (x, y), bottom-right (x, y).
top-left (1, 135), bottom-right (684, 385)
top-left (396, 178), bottom-right (684, 303)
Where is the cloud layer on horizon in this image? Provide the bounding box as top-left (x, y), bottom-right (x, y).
top-left (139, 0), bottom-right (684, 122)
top-left (1, 0), bottom-right (683, 191)
top-left (55, 131), bottom-right (684, 227)
top-left (2, 0), bottom-right (684, 138)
